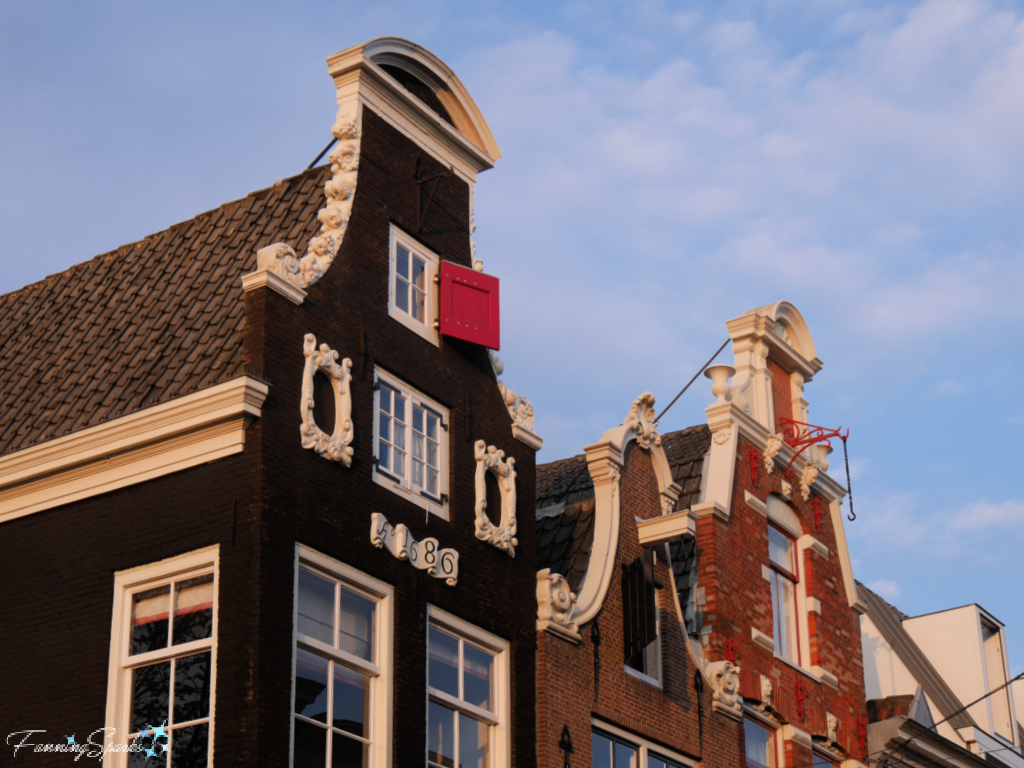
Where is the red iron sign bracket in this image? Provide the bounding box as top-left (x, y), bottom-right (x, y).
top-left (778, 417), bottom-right (856, 521)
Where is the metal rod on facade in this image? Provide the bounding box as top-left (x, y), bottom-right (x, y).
top-left (842, 436), bottom-right (855, 521)
top-left (306, 137), bottom-right (338, 170)
top-left (654, 339), bottom-right (731, 424)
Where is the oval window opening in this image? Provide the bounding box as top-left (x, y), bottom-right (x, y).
top-left (312, 370), bottom-right (336, 434)
top-left (484, 469), bottom-right (502, 526)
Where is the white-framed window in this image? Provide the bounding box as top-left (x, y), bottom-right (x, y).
top-left (622, 550), bottom-right (662, 686)
top-left (426, 606), bottom-right (510, 768)
top-left (388, 225), bottom-right (440, 346)
top-left (102, 547), bottom-right (219, 768)
top-left (744, 718), bottom-right (779, 768)
top-left (591, 720), bottom-right (696, 768)
top-left (768, 524), bottom-right (801, 666)
top-left (291, 545), bottom-right (394, 768)
top-left (373, 368), bottom-right (449, 519)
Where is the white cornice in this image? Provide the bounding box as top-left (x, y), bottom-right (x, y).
top-left (241, 269), bottom-right (307, 305)
top-left (0, 376), bottom-right (269, 524)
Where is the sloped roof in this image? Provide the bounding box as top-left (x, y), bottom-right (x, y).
top-left (535, 425), bottom-right (712, 597)
top-left (0, 165), bottom-right (329, 456)
top-left (858, 582), bottom-right (976, 730)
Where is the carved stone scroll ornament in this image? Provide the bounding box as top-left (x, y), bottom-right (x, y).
top-left (705, 660), bottom-right (743, 720)
top-left (497, 381), bottom-right (535, 432)
top-left (763, 433), bottom-right (784, 475)
top-left (300, 334), bottom-right (354, 465)
top-left (254, 106), bottom-right (361, 291)
top-left (370, 512), bottom-right (459, 586)
top-left (625, 392), bottom-right (661, 449)
top-left (800, 461), bottom-right (819, 502)
top-left (474, 440), bottom-right (518, 556)
top-left (536, 568), bottom-right (580, 642)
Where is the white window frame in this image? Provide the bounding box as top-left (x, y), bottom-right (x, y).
top-left (766, 496), bottom-right (813, 675)
top-left (426, 606), bottom-right (511, 768)
top-left (591, 719), bottom-right (697, 768)
top-left (388, 225), bottom-right (440, 346)
top-left (291, 544), bottom-right (394, 768)
top-left (102, 546), bottom-right (220, 768)
top-left (372, 367), bottom-right (449, 520)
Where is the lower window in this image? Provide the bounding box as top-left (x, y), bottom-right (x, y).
top-left (427, 607), bottom-right (509, 768)
top-left (292, 546), bottom-right (394, 768)
top-left (744, 719), bottom-right (777, 768)
top-left (591, 723), bottom-right (695, 768)
top-left (102, 548), bottom-right (218, 768)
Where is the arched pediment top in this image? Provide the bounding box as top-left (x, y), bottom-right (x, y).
top-left (734, 301), bottom-right (818, 368)
top-left (361, 37), bottom-right (502, 161)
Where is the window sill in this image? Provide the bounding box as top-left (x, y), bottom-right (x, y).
top-left (373, 469), bottom-right (449, 520)
top-left (623, 665), bottom-right (662, 689)
top-left (772, 653), bottom-right (822, 684)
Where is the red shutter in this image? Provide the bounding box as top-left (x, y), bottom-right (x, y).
top-left (438, 262), bottom-right (500, 350)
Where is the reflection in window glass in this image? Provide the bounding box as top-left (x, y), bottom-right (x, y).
top-left (173, 575), bottom-right (213, 646)
top-left (462, 643), bottom-right (493, 711)
top-left (428, 627), bottom-right (460, 698)
top-left (338, 588), bottom-right (375, 662)
top-left (132, 586), bottom-right (170, 655)
top-left (427, 701), bottom-right (455, 768)
top-left (298, 568), bottom-right (336, 646)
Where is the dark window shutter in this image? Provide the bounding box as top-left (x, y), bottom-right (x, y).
top-left (439, 261), bottom-right (500, 350)
top-left (622, 551), bottom-right (657, 662)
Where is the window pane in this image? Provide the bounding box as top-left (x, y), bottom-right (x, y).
top-left (812, 755), bottom-right (833, 768)
top-left (770, 574), bottom-right (782, 657)
top-left (768, 527), bottom-right (793, 572)
top-left (592, 733), bottom-right (613, 768)
top-left (427, 414), bottom-right (438, 440)
top-left (396, 246), bottom-right (410, 279)
top-left (428, 701), bottom-right (455, 768)
top-left (615, 741), bottom-right (638, 768)
top-left (379, 387), bottom-right (392, 414)
top-left (170, 721), bottom-right (208, 768)
top-left (173, 575), bottom-right (213, 646)
top-left (427, 468), bottom-right (438, 496)
top-left (393, 449), bottom-right (406, 478)
top-left (339, 588), bottom-right (375, 661)
top-left (648, 757), bottom-right (667, 768)
top-left (413, 460), bottom-right (424, 487)
top-left (412, 290), bottom-right (424, 323)
top-left (129, 734), bottom-right (167, 768)
top-left (393, 421), bottom-right (406, 451)
top-left (131, 661), bottom-right (170, 734)
top-left (413, 433), bottom-right (424, 460)
top-left (463, 644), bottom-right (493, 711)
top-left (394, 393), bottom-right (406, 423)
top-left (295, 649), bottom-right (330, 724)
top-left (427, 440), bottom-right (438, 468)
top-left (294, 718), bottom-right (328, 768)
top-left (396, 278), bottom-right (409, 313)
top-left (412, 256), bottom-right (426, 289)
top-left (459, 714), bottom-right (489, 768)
top-left (428, 627), bottom-right (460, 697)
top-left (173, 651), bottom-right (212, 724)
top-left (744, 719), bottom-right (773, 768)
top-left (779, 576), bottom-right (799, 664)
top-left (332, 664), bottom-right (368, 737)
top-left (379, 413), bottom-right (391, 442)
top-left (413, 405), bottom-right (424, 433)
top-left (132, 586), bottom-right (170, 655)
top-left (332, 731), bottom-right (366, 768)
top-left (298, 568), bottom-right (335, 645)
top-left (378, 441), bottom-right (390, 471)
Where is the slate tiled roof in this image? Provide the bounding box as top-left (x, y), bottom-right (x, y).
top-left (535, 426), bottom-right (712, 599)
top-left (0, 165), bottom-right (330, 456)
top-left (857, 582), bottom-right (976, 730)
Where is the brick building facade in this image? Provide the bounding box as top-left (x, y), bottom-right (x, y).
top-left (534, 302), bottom-right (869, 768)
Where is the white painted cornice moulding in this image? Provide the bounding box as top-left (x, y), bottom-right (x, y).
top-left (240, 269), bottom-right (307, 305)
top-left (0, 376), bottom-right (269, 524)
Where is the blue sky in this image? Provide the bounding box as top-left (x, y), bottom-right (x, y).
top-left (2, 1), bottom-right (1023, 672)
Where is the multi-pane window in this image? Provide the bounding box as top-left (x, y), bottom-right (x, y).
top-left (744, 719), bottom-right (776, 768)
top-left (427, 609), bottom-right (509, 768)
top-left (373, 370), bottom-right (448, 516)
top-left (103, 548), bottom-right (218, 768)
top-left (768, 525), bottom-right (800, 665)
top-left (592, 726), bottom-right (693, 768)
top-left (388, 227), bottom-right (439, 346)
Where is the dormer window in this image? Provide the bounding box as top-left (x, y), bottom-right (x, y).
top-left (389, 226), bottom-right (439, 346)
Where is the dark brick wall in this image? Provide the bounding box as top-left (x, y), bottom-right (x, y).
top-left (245, 108), bottom-right (538, 768)
top-left (536, 442), bottom-right (744, 768)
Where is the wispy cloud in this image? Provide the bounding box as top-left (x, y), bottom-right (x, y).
top-left (867, 579), bottom-right (902, 601)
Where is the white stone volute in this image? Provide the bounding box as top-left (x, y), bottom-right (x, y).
top-left (625, 391), bottom-right (661, 449)
top-left (706, 660), bottom-right (743, 719)
top-left (536, 568), bottom-right (580, 642)
top-left (300, 334), bottom-right (354, 465)
top-left (474, 440), bottom-right (518, 556)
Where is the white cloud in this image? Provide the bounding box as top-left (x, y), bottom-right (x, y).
top-left (867, 579), bottom-right (902, 601)
top-left (949, 499), bottom-right (1024, 531)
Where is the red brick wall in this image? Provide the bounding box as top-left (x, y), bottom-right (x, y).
top-left (537, 442), bottom-right (745, 768)
top-left (767, 358), bottom-right (793, 430)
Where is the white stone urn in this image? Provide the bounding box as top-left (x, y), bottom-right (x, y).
top-left (704, 364), bottom-right (736, 404)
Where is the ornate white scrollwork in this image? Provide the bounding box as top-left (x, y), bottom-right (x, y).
top-left (474, 440), bottom-right (518, 556)
top-left (300, 334), bottom-right (354, 465)
top-left (800, 461), bottom-right (819, 502)
top-left (706, 660), bottom-right (743, 719)
top-left (370, 512), bottom-right (459, 586)
top-left (253, 105), bottom-right (361, 292)
top-left (780, 480), bottom-right (793, 500)
top-left (763, 433), bottom-right (784, 475)
top-left (625, 392), bottom-right (661, 449)
top-left (713, 428), bottom-right (733, 446)
top-left (536, 568), bottom-right (580, 642)
top-left (497, 381), bottom-right (535, 432)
